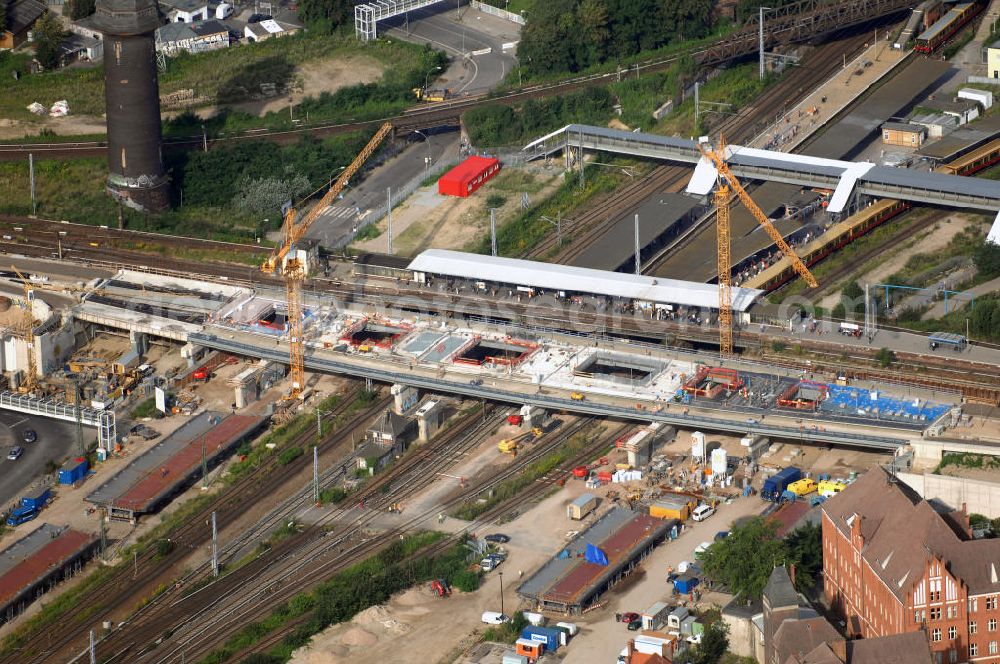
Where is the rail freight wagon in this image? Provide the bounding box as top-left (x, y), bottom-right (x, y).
top-left (915, 2), bottom-right (980, 53)
top-left (761, 467), bottom-right (802, 501)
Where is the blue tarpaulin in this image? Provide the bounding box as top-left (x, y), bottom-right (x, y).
top-left (585, 543), bottom-right (609, 566)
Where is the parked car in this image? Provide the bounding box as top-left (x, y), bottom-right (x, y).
top-left (247, 13), bottom-right (272, 22)
top-left (694, 541), bottom-right (713, 557)
top-left (21, 429), bottom-right (36, 444)
top-left (627, 618), bottom-right (642, 631)
top-left (714, 531), bottom-right (730, 541)
top-left (7, 446), bottom-right (23, 461)
top-left (691, 504), bottom-right (715, 522)
top-left (619, 612), bottom-right (640, 624)
top-left (484, 533), bottom-right (510, 543)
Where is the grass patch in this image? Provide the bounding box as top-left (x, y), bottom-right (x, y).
top-left (130, 398), bottom-right (160, 420)
top-left (198, 533), bottom-right (477, 664)
top-left (936, 452), bottom-right (1000, 473)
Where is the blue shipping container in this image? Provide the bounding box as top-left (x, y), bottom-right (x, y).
top-left (21, 488), bottom-right (51, 510)
top-left (762, 467), bottom-right (801, 501)
top-left (521, 625), bottom-right (564, 650)
top-left (59, 458), bottom-right (88, 485)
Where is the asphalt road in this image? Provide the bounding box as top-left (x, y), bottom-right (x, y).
top-left (0, 412), bottom-right (83, 513)
top-left (306, 129), bottom-right (462, 249)
top-left (383, 4), bottom-right (519, 95)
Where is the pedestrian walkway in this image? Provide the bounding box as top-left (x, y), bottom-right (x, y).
top-left (747, 39), bottom-right (910, 152)
top-left (922, 274), bottom-right (1000, 319)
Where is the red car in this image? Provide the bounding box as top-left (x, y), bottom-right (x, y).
top-left (619, 612), bottom-right (640, 624)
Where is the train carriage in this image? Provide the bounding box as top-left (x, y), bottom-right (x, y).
top-left (915, 2), bottom-right (980, 53)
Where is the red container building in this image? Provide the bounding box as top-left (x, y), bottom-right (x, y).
top-left (438, 156), bottom-right (501, 197)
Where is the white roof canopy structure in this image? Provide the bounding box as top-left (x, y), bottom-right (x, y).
top-left (406, 249), bottom-right (763, 312)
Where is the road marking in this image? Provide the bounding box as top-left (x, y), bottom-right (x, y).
top-left (9, 418), bottom-right (27, 428)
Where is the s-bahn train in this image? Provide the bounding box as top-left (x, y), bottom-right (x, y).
top-left (915, 2), bottom-right (981, 53)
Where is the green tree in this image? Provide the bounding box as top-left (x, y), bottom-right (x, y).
top-left (64, 0), bottom-right (96, 20)
top-left (297, 0), bottom-right (352, 33)
top-left (0, 2), bottom-right (7, 33)
top-left (876, 347), bottom-right (895, 368)
top-left (698, 517), bottom-right (788, 601)
top-left (34, 11), bottom-right (67, 71)
top-left (674, 621), bottom-right (729, 664)
top-left (971, 299), bottom-right (1000, 341)
top-left (786, 522), bottom-right (822, 593)
top-left (841, 280), bottom-right (864, 317)
top-left (974, 240), bottom-right (1000, 280)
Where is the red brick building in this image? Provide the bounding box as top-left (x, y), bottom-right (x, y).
top-left (822, 468), bottom-right (1000, 664)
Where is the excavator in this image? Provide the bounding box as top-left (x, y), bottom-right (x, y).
top-left (498, 427), bottom-right (542, 455)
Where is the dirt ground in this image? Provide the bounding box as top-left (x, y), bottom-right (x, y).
top-left (164, 54), bottom-right (387, 121)
top-left (352, 165), bottom-right (564, 257)
top-left (290, 423), bottom-right (888, 664)
top-left (0, 54), bottom-right (386, 139)
top-left (817, 214), bottom-right (975, 311)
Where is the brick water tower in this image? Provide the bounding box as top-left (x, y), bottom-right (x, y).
top-left (93, 0), bottom-right (169, 213)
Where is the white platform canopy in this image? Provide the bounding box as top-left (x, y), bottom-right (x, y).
top-left (406, 249), bottom-right (764, 312)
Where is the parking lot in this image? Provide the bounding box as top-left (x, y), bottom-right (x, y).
top-left (0, 412), bottom-right (83, 511)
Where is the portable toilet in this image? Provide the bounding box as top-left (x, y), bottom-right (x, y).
top-left (680, 615), bottom-right (697, 635)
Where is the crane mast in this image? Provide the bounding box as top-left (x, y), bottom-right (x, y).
top-left (263, 122), bottom-right (393, 397)
top-left (697, 136), bottom-right (818, 356)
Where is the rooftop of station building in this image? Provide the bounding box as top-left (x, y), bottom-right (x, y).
top-left (406, 249), bottom-right (763, 312)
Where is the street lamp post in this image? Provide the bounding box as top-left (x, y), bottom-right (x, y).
top-left (498, 571), bottom-right (504, 616)
top-left (424, 66), bottom-right (442, 94)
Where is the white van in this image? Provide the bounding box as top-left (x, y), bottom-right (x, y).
top-left (691, 504), bottom-right (715, 522)
top-left (481, 611), bottom-right (510, 625)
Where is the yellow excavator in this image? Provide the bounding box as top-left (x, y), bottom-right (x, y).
top-left (498, 427), bottom-right (542, 455)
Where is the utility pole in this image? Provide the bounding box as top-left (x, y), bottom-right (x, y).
top-left (633, 214), bottom-right (641, 275)
top-left (99, 514), bottom-right (107, 560)
top-left (28, 154), bottom-right (36, 216)
top-left (556, 210), bottom-right (562, 246)
top-left (386, 186), bottom-right (393, 255)
top-left (316, 407), bottom-right (323, 440)
top-left (201, 433), bottom-right (208, 489)
top-left (758, 6), bottom-right (766, 80)
top-left (490, 208), bottom-right (497, 256)
top-left (201, 124), bottom-right (208, 152)
top-left (313, 445), bottom-right (319, 504)
top-left (578, 128), bottom-right (585, 189)
top-left (694, 81), bottom-right (700, 129)
top-left (211, 511), bottom-right (218, 577)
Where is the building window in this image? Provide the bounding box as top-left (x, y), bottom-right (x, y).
top-left (987, 596), bottom-right (997, 611)
top-left (949, 626), bottom-right (958, 640)
top-left (970, 643), bottom-right (979, 657)
top-left (950, 649), bottom-right (957, 664)
top-left (932, 608), bottom-right (942, 621)
top-left (933, 629), bottom-right (942, 642)
top-left (990, 618), bottom-right (997, 632)
top-left (971, 621), bottom-right (978, 634)
top-left (971, 598), bottom-right (979, 613)
top-left (947, 605), bottom-right (957, 619)
top-left (935, 652), bottom-right (942, 664)
top-left (990, 641), bottom-right (998, 655)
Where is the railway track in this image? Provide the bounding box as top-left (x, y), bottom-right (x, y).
top-left (149, 416), bottom-right (619, 664)
top-left (4, 385), bottom-right (391, 664)
top-left (538, 33), bottom-right (871, 269)
top-left (103, 406), bottom-right (523, 663)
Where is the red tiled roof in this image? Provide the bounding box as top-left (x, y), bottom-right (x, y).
top-left (113, 415), bottom-right (261, 511)
top-left (544, 514), bottom-right (663, 604)
top-left (0, 530), bottom-right (95, 606)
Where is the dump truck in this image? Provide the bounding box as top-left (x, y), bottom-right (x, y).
top-left (761, 467), bottom-right (802, 501)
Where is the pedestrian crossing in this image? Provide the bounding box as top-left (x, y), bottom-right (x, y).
top-left (318, 205), bottom-right (359, 220)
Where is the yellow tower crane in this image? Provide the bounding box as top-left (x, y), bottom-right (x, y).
top-left (262, 122), bottom-right (393, 397)
top-left (696, 136), bottom-right (818, 356)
